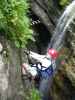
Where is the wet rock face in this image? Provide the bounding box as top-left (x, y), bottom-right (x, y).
top-left (0, 56), bottom-right (8, 91)
top-left (0, 38), bottom-right (25, 100)
top-left (0, 43), bottom-right (8, 100)
top-left (65, 27), bottom-right (75, 86)
top-left (31, 0), bottom-right (60, 34)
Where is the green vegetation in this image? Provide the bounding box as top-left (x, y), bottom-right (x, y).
top-left (59, 0), bottom-right (70, 6)
top-left (30, 88), bottom-right (41, 100)
top-left (0, 0), bottom-right (33, 48)
top-left (24, 87), bottom-right (41, 100)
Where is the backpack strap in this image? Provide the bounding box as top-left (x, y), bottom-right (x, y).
top-left (31, 61), bottom-right (55, 79)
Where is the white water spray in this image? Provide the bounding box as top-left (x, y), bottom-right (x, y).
top-left (48, 0), bottom-right (75, 50)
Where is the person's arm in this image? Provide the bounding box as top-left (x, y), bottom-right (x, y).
top-left (29, 51), bottom-right (45, 63)
top-left (22, 63), bottom-right (38, 77)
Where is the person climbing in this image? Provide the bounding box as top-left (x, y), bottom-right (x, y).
top-left (22, 48), bottom-right (59, 78)
top-left (22, 48), bottom-right (59, 100)
top-left (22, 48), bottom-right (65, 100)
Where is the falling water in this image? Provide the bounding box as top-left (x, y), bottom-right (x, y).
top-left (48, 0), bottom-right (75, 51)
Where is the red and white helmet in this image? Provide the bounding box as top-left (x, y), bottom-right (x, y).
top-left (48, 48), bottom-right (59, 59)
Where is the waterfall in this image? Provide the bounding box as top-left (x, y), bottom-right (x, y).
top-left (48, 0), bottom-right (75, 51)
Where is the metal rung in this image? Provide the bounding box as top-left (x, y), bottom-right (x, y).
top-left (31, 20), bottom-right (41, 25)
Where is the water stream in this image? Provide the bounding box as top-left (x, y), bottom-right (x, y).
top-left (48, 0), bottom-right (75, 51)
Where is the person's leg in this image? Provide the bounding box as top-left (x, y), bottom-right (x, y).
top-left (39, 76), bottom-right (53, 100)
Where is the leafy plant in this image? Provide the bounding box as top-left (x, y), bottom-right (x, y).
top-left (30, 88), bottom-right (41, 100)
top-left (0, 0), bottom-right (33, 48)
top-left (59, 0), bottom-right (70, 6)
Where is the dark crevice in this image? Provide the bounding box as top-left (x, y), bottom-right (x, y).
top-left (33, 23), bottom-right (51, 54)
top-left (28, 11), bottom-right (51, 54)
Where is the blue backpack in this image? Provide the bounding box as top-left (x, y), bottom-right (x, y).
top-left (32, 63), bottom-right (54, 79)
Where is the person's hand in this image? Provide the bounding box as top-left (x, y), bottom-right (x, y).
top-left (24, 49), bottom-right (30, 55)
top-left (21, 63), bottom-right (32, 80)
